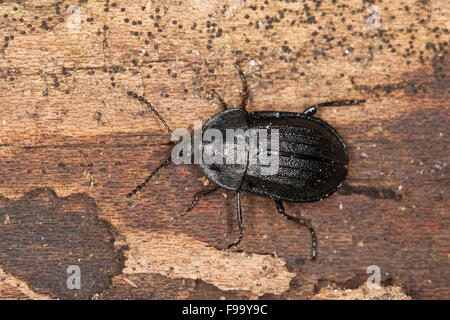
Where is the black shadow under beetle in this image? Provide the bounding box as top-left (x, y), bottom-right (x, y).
top-left (125, 63), bottom-right (365, 260)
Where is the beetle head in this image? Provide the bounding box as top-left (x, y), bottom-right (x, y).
top-left (199, 109), bottom-right (249, 190)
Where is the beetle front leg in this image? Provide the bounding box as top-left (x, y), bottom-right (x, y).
top-left (274, 200), bottom-right (318, 260)
top-left (227, 191), bottom-right (244, 249)
top-left (179, 186), bottom-right (219, 216)
top-left (303, 99), bottom-right (366, 116)
top-left (208, 89), bottom-right (228, 111)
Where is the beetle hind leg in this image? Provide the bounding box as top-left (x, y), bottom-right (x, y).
top-left (274, 200), bottom-right (318, 260)
top-left (226, 191), bottom-right (244, 250)
top-left (303, 99), bottom-right (366, 116)
top-left (179, 186), bottom-right (219, 216)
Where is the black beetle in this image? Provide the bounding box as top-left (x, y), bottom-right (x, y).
top-left (125, 64), bottom-right (365, 260)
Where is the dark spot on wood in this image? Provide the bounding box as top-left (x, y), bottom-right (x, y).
top-left (188, 279), bottom-right (251, 300)
top-left (0, 188), bottom-right (125, 299)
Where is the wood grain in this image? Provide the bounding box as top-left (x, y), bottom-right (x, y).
top-left (0, 0), bottom-right (448, 299)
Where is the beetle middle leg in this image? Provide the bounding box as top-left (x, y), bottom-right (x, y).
top-left (179, 186), bottom-right (219, 216)
top-left (303, 99), bottom-right (366, 116)
top-left (227, 191), bottom-right (244, 249)
top-left (274, 200), bottom-right (318, 260)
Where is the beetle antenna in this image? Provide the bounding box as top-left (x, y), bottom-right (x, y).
top-left (126, 91), bottom-right (173, 135)
top-left (125, 156), bottom-right (172, 198)
top-left (235, 63), bottom-right (249, 110)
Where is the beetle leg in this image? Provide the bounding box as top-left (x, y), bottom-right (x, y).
top-left (209, 89), bottom-right (228, 111)
top-left (274, 200), bottom-right (318, 260)
top-left (179, 186), bottom-right (219, 216)
top-left (235, 63), bottom-right (249, 110)
top-left (125, 156), bottom-right (172, 198)
top-left (227, 191), bottom-right (244, 249)
top-left (303, 99), bottom-right (366, 116)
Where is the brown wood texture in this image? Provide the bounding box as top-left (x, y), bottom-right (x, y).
top-left (0, 0), bottom-right (448, 300)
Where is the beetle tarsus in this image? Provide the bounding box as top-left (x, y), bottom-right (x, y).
top-left (179, 187), bottom-right (219, 216)
top-left (274, 199), bottom-right (318, 261)
top-left (209, 89), bottom-right (228, 111)
top-left (226, 234), bottom-right (243, 250)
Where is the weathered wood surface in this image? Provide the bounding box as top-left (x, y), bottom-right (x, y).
top-left (0, 0), bottom-right (448, 299)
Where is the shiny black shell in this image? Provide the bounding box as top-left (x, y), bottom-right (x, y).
top-left (200, 109), bottom-right (348, 203)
